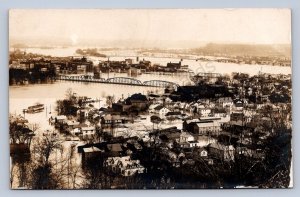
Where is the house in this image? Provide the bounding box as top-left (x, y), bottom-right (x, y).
top-left (107, 143), bottom-right (123, 155)
top-left (194, 121), bottom-right (221, 136)
top-left (160, 149), bottom-right (186, 167)
top-left (66, 120), bottom-right (80, 130)
top-left (81, 146), bottom-right (103, 167)
top-left (112, 93), bottom-right (149, 113)
top-left (234, 99), bottom-right (245, 111)
top-left (230, 112), bottom-right (244, 123)
top-left (196, 135), bottom-right (218, 147)
top-left (82, 146), bottom-right (102, 156)
top-left (92, 113), bottom-right (100, 121)
top-left (211, 108), bottom-right (227, 118)
top-left (76, 65), bottom-right (87, 74)
top-left (104, 156), bottom-right (145, 176)
top-left (195, 147), bottom-right (208, 157)
top-left (125, 93), bottom-right (149, 111)
top-left (70, 127), bottom-right (81, 136)
top-left (210, 108), bottom-right (230, 123)
top-left (81, 126), bottom-right (96, 136)
top-left (165, 111), bottom-right (182, 120)
top-left (10, 115), bottom-right (29, 125)
top-left (179, 132), bottom-right (195, 143)
top-left (216, 97), bottom-right (234, 108)
top-left (183, 118), bottom-right (221, 136)
top-left (183, 119), bottom-right (201, 132)
top-left (165, 97), bottom-right (173, 104)
top-left (112, 93), bottom-right (149, 114)
top-left (208, 142), bottom-right (235, 161)
top-left (125, 58), bottom-right (133, 64)
top-left (167, 61), bottom-right (181, 70)
top-left (100, 115), bottom-right (125, 136)
top-left (55, 115), bottom-right (67, 124)
top-left (128, 66), bottom-right (142, 76)
top-left (178, 132), bottom-right (198, 148)
top-left (101, 114), bottom-right (123, 127)
top-left (78, 108), bottom-right (90, 119)
top-left (179, 140), bottom-right (201, 148)
top-left (112, 103), bottom-right (132, 114)
top-left (197, 105), bottom-right (211, 117)
top-left (199, 148), bottom-right (208, 157)
top-left (222, 121), bottom-right (255, 138)
top-left (149, 104), bottom-right (161, 112)
top-left (189, 141), bottom-right (201, 147)
top-left (235, 146), bottom-right (254, 157)
top-left (197, 98), bottom-right (210, 105)
top-left (126, 140), bottom-right (143, 152)
top-left (154, 105), bottom-right (170, 118)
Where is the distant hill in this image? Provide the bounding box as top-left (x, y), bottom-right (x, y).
top-left (189, 43), bottom-right (291, 58)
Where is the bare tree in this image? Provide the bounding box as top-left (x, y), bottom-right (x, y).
top-left (32, 134), bottom-right (63, 165)
top-left (37, 142), bottom-right (85, 189)
top-left (106, 95), bottom-right (115, 108)
top-left (9, 114), bottom-right (35, 145)
top-left (10, 159), bottom-right (16, 188)
top-left (65, 88), bottom-right (74, 100)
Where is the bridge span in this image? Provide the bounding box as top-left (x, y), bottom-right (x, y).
top-left (57, 75), bottom-right (179, 89)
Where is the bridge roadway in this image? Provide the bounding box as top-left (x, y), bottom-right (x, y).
top-left (57, 75), bottom-right (180, 89)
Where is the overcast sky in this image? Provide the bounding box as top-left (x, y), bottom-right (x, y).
top-left (9, 9), bottom-right (291, 48)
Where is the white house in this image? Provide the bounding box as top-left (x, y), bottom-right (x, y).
top-left (66, 120), bottom-right (80, 130)
top-left (198, 105), bottom-right (211, 117)
top-left (179, 132), bottom-right (195, 143)
top-left (154, 105), bottom-right (170, 118)
top-left (199, 148), bottom-right (208, 157)
top-left (81, 126), bottom-right (96, 136)
top-left (104, 156), bottom-right (145, 176)
top-left (55, 115), bottom-right (67, 124)
top-left (216, 97), bottom-right (234, 108)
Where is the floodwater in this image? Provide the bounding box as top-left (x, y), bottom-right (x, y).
top-left (9, 80), bottom-right (162, 131)
top-left (9, 48), bottom-right (292, 188)
top-left (9, 47), bottom-right (292, 134)
top-left (23, 47), bottom-right (292, 76)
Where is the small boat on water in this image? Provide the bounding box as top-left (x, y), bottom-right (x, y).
top-left (25, 103), bottom-right (45, 113)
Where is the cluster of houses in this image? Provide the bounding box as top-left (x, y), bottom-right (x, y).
top-left (9, 56), bottom-right (94, 75)
top-left (78, 139), bottom-right (145, 177)
top-left (104, 156), bottom-right (145, 177)
top-left (97, 57), bottom-right (189, 76)
top-left (9, 48), bottom-right (192, 86)
top-left (37, 70), bottom-right (291, 178)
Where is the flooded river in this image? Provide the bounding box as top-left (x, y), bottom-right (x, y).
top-left (9, 47), bottom-right (291, 130)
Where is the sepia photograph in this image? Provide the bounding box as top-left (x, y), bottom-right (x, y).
top-left (9, 9), bottom-right (292, 189)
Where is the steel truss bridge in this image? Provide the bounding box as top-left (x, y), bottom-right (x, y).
top-left (57, 75), bottom-right (179, 89)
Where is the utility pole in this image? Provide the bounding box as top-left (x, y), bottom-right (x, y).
top-left (107, 57), bottom-right (110, 79)
top-left (23, 109), bottom-right (26, 119)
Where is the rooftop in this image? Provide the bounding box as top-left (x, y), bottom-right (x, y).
top-left (83, 146), bottom-right (102, 153)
